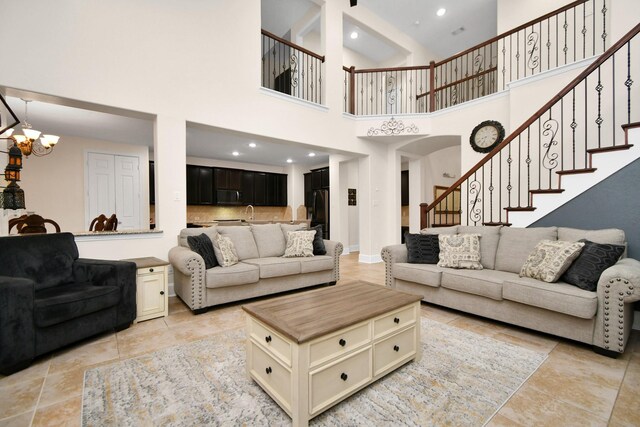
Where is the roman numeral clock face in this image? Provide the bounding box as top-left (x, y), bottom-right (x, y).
top-left (470, 120), bottom-right (505, 153)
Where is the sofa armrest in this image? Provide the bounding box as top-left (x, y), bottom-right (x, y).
top-left (593, 258), bottom-right (640, 353)
top-left (381, 244), bottom-right (407, 288)
top-left (0, 276), bottom-right (36, 374)
top-left (73, 259), bottom-right (137, 327)
top-left (323, 240), bottom-right (343, 283)
top-left (168, 246), bottom-right (207, 310)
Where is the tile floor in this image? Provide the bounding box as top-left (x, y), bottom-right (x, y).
top-left (0, 252), bottom-right (639, 426)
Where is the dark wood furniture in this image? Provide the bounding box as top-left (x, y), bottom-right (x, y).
top-left (8, 214), bottom-right (61, 234)
top-left (89, 214), bottom-right (118, 231)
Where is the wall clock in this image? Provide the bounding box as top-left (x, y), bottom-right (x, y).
top-left (469, 120), bottom-right (505, 153)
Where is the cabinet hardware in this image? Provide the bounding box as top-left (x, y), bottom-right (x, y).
top-left (340, 373), bottom-right (348, 381)
top-left (393, 345), bottom-right (400, 352)
top-left (265, 335), bottom-right (272, 343)
top-left (265, 366), bottom-right (272, 374)
top-left (149, 268), bottom-right (154, 273)
top-left (394, 317), bottom-right (400, 324)
top-left (339, 338), bottom-right (346, 347)
top-left (160, 291), bottom-right (165, 295)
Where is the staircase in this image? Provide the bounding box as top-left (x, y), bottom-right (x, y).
top-left (420, 23), bottom-right (640, 229)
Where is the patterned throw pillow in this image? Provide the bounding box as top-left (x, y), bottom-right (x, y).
top-left (520, 239), bottom-right (585, 283)
top-left (187, 233), bottom-right (218, 269)
top-left (214, 234), bottom-right (239, 267)
top-left (561, 239), bottom-right (625, 291)
top-left (405, 233), bottom-right (439, 264)
top-left (283, 230), bottom-right (315, 257)
top-left (437, 234), bottom-right (483, 270)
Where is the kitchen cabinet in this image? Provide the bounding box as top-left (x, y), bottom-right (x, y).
top-left (321, 167), bottom-right (329, 188)
top-left (241, 171), bottom-right (255, 205)
top-left (186, 165), bottom-right (214, 205)
top-left (253, 172), bottom-right (267, 205)
top-left (149, 161), bottom-right (155, 205)
top-left (215, 168), bottom-right (242, 190)
top-left (401, 170), bottom-right (409, 206)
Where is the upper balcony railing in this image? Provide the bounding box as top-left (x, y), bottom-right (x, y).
top-left (261, 29), bottom-right (325, 104)
top-left (344, 0), bottom-right (609, 115)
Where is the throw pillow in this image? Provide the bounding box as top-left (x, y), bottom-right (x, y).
top-left (283, 230), bottom-right (315, 257)
top-left (311, 224), bottom-right (326, 255)
top-left (187, 233), bottom-right (219, 269)
top-left (437, 234), bottom-right (483, 270)
top-left (405, 233), bottom-right (439, 264)
top-left (561, 239), bottom-right (625, 291)
top-left (520, 239), bottom-right (585, 283)
top-left (214, 234), bottom-right (239, 267)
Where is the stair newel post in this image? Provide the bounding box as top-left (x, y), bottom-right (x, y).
top-left (428, 61), bottom-right (436, 113)
top-left (349, 66), bottom-right (355, 115)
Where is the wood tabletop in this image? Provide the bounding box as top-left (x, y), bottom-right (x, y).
top-left (121, 257), bottom-right (170, 268)
top-left (242, 281), bottom-right (422, 344)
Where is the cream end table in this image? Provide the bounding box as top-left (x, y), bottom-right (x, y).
top-left (242, 281), bottom-right (423, 427)
top-left (123, 257), bottom-right (169, 323)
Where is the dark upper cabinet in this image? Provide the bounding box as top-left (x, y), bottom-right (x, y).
top-left (401, 170), bottom-right (409, 206)
top-left (229, 169), bottom-right (242, 190)
top-left (186, 165), bottom-right (214, 205)
top-left (149, 161), bottom-right (155, 205)
top-left (311, 169), bottom-right (322, 190)
top-left (321, 168), bottom-right (329, 188)
top-left (214, 168), bottom-right (228, 189)
top-left (276, 174), bottom-right (287, 206)
top-left (253, 172), bottom-right (267, 205)
top-left (214, 168), bottom-right (242, 190)
top-left (241, 171), bottom-right (254, 205)
top-left (304, 173), bottom-right (312, 208)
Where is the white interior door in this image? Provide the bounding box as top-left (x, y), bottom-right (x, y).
top-left (87, 152), bottom-right (141, 230)
top-left (87, 152), bottom-right (116, 227)
top-left (115, 155), bottom-right (140, 229)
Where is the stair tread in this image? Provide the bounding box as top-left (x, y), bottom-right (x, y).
top-left (587, 144), bottom-right (633, 154)
top-left (557, 168), bottom-right (597, 175)
top-left (504, 207), bottom-right (536, 211)
top-left (621, 122), bottom-right (640, 130)
top-left (483, 222), bottom-right (512, 226)
top-left (530, 189), bottom-right (565, 194)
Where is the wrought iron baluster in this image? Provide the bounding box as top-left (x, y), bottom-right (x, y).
top-left (526, 127), bottom-right (532, 207)
top-left (584, 79), bottom-right (589, 167)
top-left (498, 151), bottom-right (503, 222)
top-left (516, 31), bottom-right (521, 79)
top-left (507, 142), bottom-right (513, 209)
top-left (564, 11), bottom-right (568, 64)
top-left (582, 2), bottom-right (587, 59)
top-left (518, 135), bottom-right (522, 208)
top-left (489, 159), bottom-right (494, 224)
top-left (602, 0), bottom-right (607, 52)
top-left (595, 66), bottom-right (603, 148)
top-left (538, 118), bottom-right (542, 189)
top-left (502, 39), bottom-right (506, 90)
top-left (571, 88), bottom-right (577, 169)
top-left (626, 41), bottom-right (633, 124)
top-left (468, 172), bottom-right (482, 225)
top-left (561, 98), bottom-right (564, 172)
top-left (573, 6), bottom-right (576, 62)
top-left (542, 114), bottom-right (560, 188)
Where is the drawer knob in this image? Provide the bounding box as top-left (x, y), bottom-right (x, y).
top-left (394, 317), bottom-right (400, 324)
top-left (340, 373), bottom-right (348, 381)
top-left (339, 338), bottom-right (346, 347)
top-left (265, 366), bottom-right (272, 374)
top-left (160, 291), bottom-right (165, 295)
top-left (265, 335), bottom-right (272, 343)
top-left (149, 268), bottom-right (154, 272)
top-left (393, 345), bottom-right (400, 352)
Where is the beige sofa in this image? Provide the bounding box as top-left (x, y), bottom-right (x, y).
top-left (169, 224), bottom-right (343, 313)
top-left (381, 226), bottom-right (640, 356)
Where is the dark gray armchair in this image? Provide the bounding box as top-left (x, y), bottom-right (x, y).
top-left (0, 232), bottom-right (136, 375)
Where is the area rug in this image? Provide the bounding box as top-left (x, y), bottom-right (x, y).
top-left (82, 318), bottom-right (547, 426)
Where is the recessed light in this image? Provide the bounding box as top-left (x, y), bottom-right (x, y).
top-left (436, 8), bottom-right (446, 17)
top-left (286, 158), bottom-right (293, 163)
top-left (350, 31), bottom-right (358, 39)
top-left (232, 151), bottom-right (239, 156)
top-left (249, 142), bottom-right (256, 148)
top-left (308, 152), bottom-right (316, 157)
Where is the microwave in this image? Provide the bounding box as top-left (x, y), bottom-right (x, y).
top-left (216, 189), bottom-right (242, 205)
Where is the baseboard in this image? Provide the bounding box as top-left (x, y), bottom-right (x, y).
top-left (634, 311), bottom-right (640, 331)
top-left (349, 244), bottom-right (360, 252)
top-left (359, 253), bottom-right (382, 264)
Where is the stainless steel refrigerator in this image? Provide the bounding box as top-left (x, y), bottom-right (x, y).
top-left (308, 189), bottom-right (329, 239)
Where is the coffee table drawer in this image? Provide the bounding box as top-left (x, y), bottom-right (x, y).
top-left (309, 321), bottom-right (370, 368)
top-left (374, 304), bottom-right (416, 338)
top-left (250, 341), bottom-right (292, 412)
top-left (373, 326), bottom-right (417, 376)
top-left (309, 346), bottom-right (372, 415)
top-left (249, 318), bottom-right (291, 366)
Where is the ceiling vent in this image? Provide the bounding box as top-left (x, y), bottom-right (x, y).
top-left (451, 27), bottom-right (465, 36)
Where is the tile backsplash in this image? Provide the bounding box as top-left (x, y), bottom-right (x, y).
top-left (186, 205), bottom-right (294, 223)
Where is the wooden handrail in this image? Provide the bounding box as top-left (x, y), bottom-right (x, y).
top-left (261, 29), bottom-right (325, 62)
top-left (422, 22), bottom-right (640, 214)
top-left (354, 65), bottom-right (429, 74)
top-left (433, 0), bottom-right (589, 67)
top-left (416, 66), bottom-right (498, 99)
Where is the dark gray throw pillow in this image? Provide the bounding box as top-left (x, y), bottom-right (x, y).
top-left (311, 224), bottom-right (327, 255)
top-left (405, 233), bottom-right (440, 264)
top-left (187, 233), bottom-right (219, 269)
top-left (561, 239), bottom-right (625, 291)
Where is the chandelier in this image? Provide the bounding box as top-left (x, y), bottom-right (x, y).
top-left (2, 99), bottom-right (60, 157)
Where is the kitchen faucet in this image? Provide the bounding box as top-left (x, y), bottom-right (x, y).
top-left (245, 205), bottom-right (255, 220)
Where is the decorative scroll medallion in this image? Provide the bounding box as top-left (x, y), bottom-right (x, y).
top-left (527, 32), bottom-right (540, 70)
top-left (468, 180), bottom-right (482, 224)
top-left (367, 117), bottom-right (419, 136)
top-left (541, 118), bottom-right (559, 170)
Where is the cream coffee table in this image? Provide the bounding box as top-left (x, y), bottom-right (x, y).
top-left (242, 281), bottom-right (422, 426)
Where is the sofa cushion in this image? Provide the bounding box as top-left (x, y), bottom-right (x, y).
top-left (495, 227), bottom-right (558, 274)
top-left (281, 223), bottom-right (307, 236)
top-left (441, 269), bottom-right (518, 301)
top-left (405, 233), bottom-right (439, 264)
top-left (437, 234), bottom-right (483, 270)
top-left (34, 282), bottom-right (120, 327)
top-left (561, 240), bottom-right (625, 291)
top-left (520, 240), bottom-right (585, 283)
top-left (251, 224), bottom-right (286, 258)
top-left (218, 226), bottom-right (259, 260)
top-left (205, 263), bottom-right (259, 288)
top-left (187, 233), bottom-right (218, 269)
top-left (283, 231), bottom-right (315, 257)
top-left (243, 258), bottom-right (301, 278)
top-left (393, 263), bottom-right (442, 287)
top-left (502, 276), bottom-right (598, 319)
top-left (557, 227), bottom-right (625, 245)
top-left (298, 255), bottom-right (334, 273)
top-left (178, 226), bottom-right (218, 248)
top-left (420, 226), bottom-right (458, 235)
top-left (458, 226), bottom-right (502, 269)
top-left (213, 235), bottom-right (239, 267)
